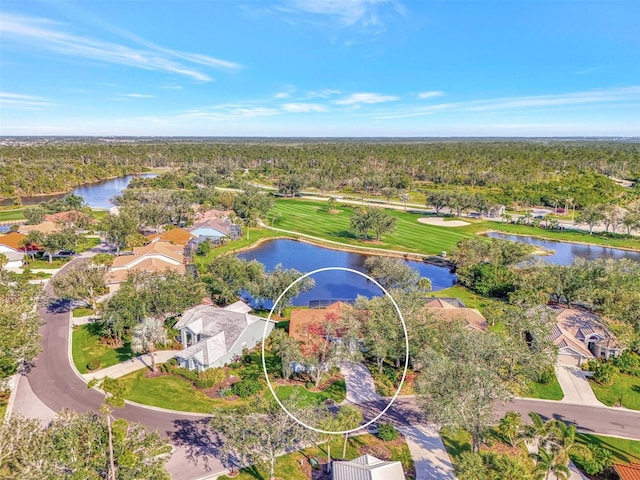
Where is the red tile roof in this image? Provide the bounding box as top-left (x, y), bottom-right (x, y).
top-left (615, 463), bottom-right (640, 480)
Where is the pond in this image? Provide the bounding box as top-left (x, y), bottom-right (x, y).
top-left (237, 239), bottom-right (457, 307)
top-left (486, 232), bottom-right (640, 265)
top-left (1, 173), bottom-right (157, 209)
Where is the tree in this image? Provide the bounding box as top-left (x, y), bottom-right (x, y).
top-left (349, 207), bottom-right (396, 241)
top-left (98, 211), bottom-right (139, 255)
top-left (268, 327), bottom-right (301, 379)
top-left (602, 205), bottom-right (625, 234)
top-left (205, 255), bottom-right (266, 306)
top-left (209, 398), bottom-right (324, 480)
top-left (380, 186), bottom-right (397, 203)
top-left (364, 256), bottom-right (420, 290)
top-left (576, 205), bottom-right (605, 234)
top-left (622, 210), bottom-right (640, 236)
top-left (232, 185), bottom-right (274, 224)
top-left (131, 318), bottom-right (169, 374)
top-left (277, 175), bottom-right (305, 197)
top-left (0, 254), bottom-right (7, 271)
top-left (0, 271), bottom-right (42, 375)
top-left (335, 405), bottom-right (363, 458)
top-left (532, 447), bottom-right (570, 480)
top-left (260, 264), bottom-right (315, 316)
top-left (23, 230), bottom-right (79, 263)
top-left (455, 452), bottom-right (488, 480)
top-left (23, 206), bottom-right (46, 225)
top-left (415, 322), bottom-right (512, 453)
top-left (349, 207), bottom-right (373, 240)
top-left (51, 259), bottom-right (108, 310)
top-left (399, 192), bottom-right (410, 212)
top-left (497, 411), bottom-right (524, 447)
top-left (426, 191), bottom-right (450, 214)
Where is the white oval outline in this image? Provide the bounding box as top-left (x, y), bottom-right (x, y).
top-left (261, 266), bottom-right (409, 435)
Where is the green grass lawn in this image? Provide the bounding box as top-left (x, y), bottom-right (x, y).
top-left (440, 427), bottom-right (472, 463)
top-left (76, 236), bottom-right (101, 252)
top-left (268, 199), bottom-right (640, 255)
top-left (72, 324), bottom-right (134, 373)
top-left (427, 285), bottom-right (505, 314)
top-left (72, 307), bottom-right (94, 318)
top-left (120, 368), bottom-right (244, 413)
top-left (576, 433), bottom-right (640, 464)
top-left (0, 208), bottom-right (25, 222)
top-left (523, 376), bottom-right (564, 401)
top-left (23, 258), bottom-right (70, 269)
top-left (589, 372), bottom-right (640, 410)
top-left (275, 380), bottom-right (346, 407)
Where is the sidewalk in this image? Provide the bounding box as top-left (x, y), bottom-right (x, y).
top-left (556, 364), bottom-right (605, 407)
top-left (83, 350), bottom-right (177, 381)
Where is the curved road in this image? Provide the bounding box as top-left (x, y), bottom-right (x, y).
top-left (18, 256), bottom-right (640, 479)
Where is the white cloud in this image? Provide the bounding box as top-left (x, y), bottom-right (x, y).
top-left (282, 103), bottom-right (326, 112)
top-left (335, 92), bottom-right (399, 105)
top-left (417, 91), bottom-right (444, 99)
top-left (284, 0), bottom-right (393, 27)
top-left (0, 92), bottom-right (53, 109)
top-left (304, 88), bottom-right (341, 98)
top-left (119, 93), bottom-right (156, 98)
top-left (0, 13), bottom-right (242, 82)
top-left (159, 85), bottom-right (184, 90)
top-left (372, 86), bottom-right (640, 120)
top-left (180, 105), bottom-right (281, 121)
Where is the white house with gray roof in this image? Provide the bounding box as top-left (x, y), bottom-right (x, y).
top-left (332, 454), bottom-right (406, 480)
top-left (175, 301), bottom-right (276, 371)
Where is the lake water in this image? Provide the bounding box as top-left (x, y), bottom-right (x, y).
top-left (486, 232), bottom-right (640, 265)
top-left (1, 173), bottom-right (157, 209)
top-left (237, 239), bottom-right (457, 307)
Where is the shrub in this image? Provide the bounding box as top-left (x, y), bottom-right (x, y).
top-left (217, 387), bottom-right (232, 398)
top-left (305, 381), bottom-right (315, 390)
top-left (231, 379), bottom-right (264, 398)
top-left (372, 372), bottom-right (395, 397)
top-left (87, 360), bottom-right (101, 371)
top-left (0, 358), bottom-right (17, 378)
top-left (195, 368), bottom-right (226, 389)
top-left (582, 359), bottom-right (598, 372)
top-left (613, 351), bottom-right (640, 376)
top-left (534, 366), bottom-right (555, 384)
top-left (592, 362), bottom-right (616, 385)
top-left (377, 423), bottom-right (398, 441)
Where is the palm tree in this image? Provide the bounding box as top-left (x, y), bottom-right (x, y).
top-left (0, 253), bottom-right (7, 271)
top-left (497, 411), bottom-right (523, 447)
top-left (532, 447), bottom-right (570, 480)
top-left (131, 318), bottom-right (169, 374)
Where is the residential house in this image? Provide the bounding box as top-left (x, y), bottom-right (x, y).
top-left (289, 301), bottom-right (352, 342)
top-left (0, 232), bottom-right (29, 268)
top-left (19, 210), bottom-right (90, 234)
top-left (552, 307), bottom-right (624, 367)
top-left (425, 298), bottom-right (488, 331)
top-left (614, 463), bottom-right (640, 480)
top-left (332, 454), bottom-right (406, 480)
top-left (189, 216), bottom-right (242, 242)
top-left (146, 227), bottom-right (196, 247)
top-left (19, 220), bottom-right (61, 235)
top-left (174, 301), bottom-right (276, 371)
top-left (107, 241), bottom-right (185, 291)
top-left (487, 204), bottom-right (507, 218)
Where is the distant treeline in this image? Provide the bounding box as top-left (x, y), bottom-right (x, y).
top-left (0, 140), bottom-right (638, 207)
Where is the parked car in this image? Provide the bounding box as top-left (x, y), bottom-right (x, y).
top-left (52, 250), bottom-right (76, 259)
top-left (117, 251), bottom-right (135, 256)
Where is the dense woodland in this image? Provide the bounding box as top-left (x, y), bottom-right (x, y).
top-left (1, 139), bottom-right (639, 209)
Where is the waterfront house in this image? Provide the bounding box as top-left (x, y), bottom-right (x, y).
top-left (174, 301), bottom-right (275, 371)
top-left (425, 298), bottom-right (488, 331)
top-left (146, 227), bottom-right (196, 247)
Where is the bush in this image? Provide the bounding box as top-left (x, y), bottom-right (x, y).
top-left (217, 387), bottom-right (232, 398)
top-left (592, 362), bottom-right (616, 385)
top-left (534, 366), bottom-right (555, 385)
top-left (582, 359), bottom-right (598, 372)
top-left (231, 379), bottom-right (264, 398)
top-left (305, 381), bottom-right (315, 390)
top-left (613, 351), bottom-right (640, 376)
top-left (195, 368), bottom-right (226, 389)
top-left (372, 372), bottom-right (395, 397)
top-left (0, 358), bottom-right (17, 378)
top-left (377, 423), bottom-right (399, 441)
top-left (87, 360), bottom-right (101, 371)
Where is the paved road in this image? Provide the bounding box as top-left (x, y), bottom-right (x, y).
top-left (18, 257), bottom-right (226, 480)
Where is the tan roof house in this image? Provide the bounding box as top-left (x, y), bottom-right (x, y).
top-left (108, 241), bottom-right (185, 288)
top-left (146, 227), bottom-right (196, 246)
top-left (425, 298), bottom-right (488, 331)
top-left (289, 301), bottom-right (352, 342)
top-left (614, 463), bottom-right (640, 480)
top-left (552, 307), bottom-right (624, 367)
top-left (19, 220), bottom-right (61, 234)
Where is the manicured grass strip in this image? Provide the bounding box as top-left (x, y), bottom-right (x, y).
top-left (72, 307), bottom-right (94, 318)
top-left (523, 376), bottom-right (564, 401)
top-left (589, 372), bottom-right (640, 410)
top-left (576, 433), bottom-right (640, 464)
top-left (275, 380), bottom-right (346, 407)
top-left (0, 208), bottom-right (25, 222)
top-left (72, 324), bottom-right (134, 374)
top-left (23, 258), bottom-right (70, 269)
top-left (119, 368), bottom-right (241, 413)
top-left (271, 199), bottom-right (475, 256)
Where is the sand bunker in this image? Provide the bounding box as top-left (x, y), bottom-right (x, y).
top-left (418, 217), bottom-right (470, 227)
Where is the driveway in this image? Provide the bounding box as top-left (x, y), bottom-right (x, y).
top-left (398, 424), bottom-right (455, 480)
top-left (556, 365), bottom-right (605, 407)
top-left (340, 361), bottom-right (382, 405)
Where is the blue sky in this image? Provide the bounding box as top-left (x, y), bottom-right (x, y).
top-left (1, 0), bottom-right (639, 136)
